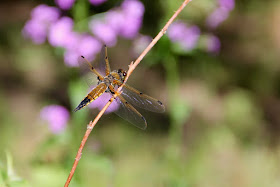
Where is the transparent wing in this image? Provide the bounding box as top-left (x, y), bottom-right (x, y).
top-left (77, 56), bottom-right (103, 87)
top-left (88, 92), bottom-right (121, 114)
top-left (121, 84), bottom-right (165, 113)
top-left (114, 95), bottom-right (147, 130)
top-left (91, 92), bottom-right (147, 130)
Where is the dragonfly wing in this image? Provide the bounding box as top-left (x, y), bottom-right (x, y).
top-left (121, 84), bottom-right (165, 113)
top-left (77, 56), bottom-right (100, 87)
top-left (114, 95), bottom-right (147, 130)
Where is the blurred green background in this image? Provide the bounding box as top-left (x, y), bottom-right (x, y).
top-left (1, 0), bottom-right (280, 186)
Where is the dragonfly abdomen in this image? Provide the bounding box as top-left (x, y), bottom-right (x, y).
top-left (73, 96), bottom-right (91, 112)
top-left (74, 83), bottom-right (107, 112)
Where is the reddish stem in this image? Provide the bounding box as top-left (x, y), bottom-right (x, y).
top-left (64, 0), bottom-right (192, 186)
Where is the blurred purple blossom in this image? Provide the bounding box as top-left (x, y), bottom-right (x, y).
top-left (55, 0), bottom-right (76, 10)
top-left (180, 26), bottom-right (200, 50)
top-left (133, 35), bottom-right (152, 56)
top-left (40, 105), bottom-right (69, 134)
top-left (23, 0), bottom-right (145, 66)
top-left (206, 35), bottom-right (221, 54)
top-left (106, 10), bottom-right (125, 33)
top-left (89, 93), bottom-right (119, 113)
top-left (168, 21), bottom-right (200, 51)
top-left (22, 20), bottom-right (48, 44)
top-left (89, 0), bottom-right (107, 6)
top-left (64, 35), bottom-right (102, 67)
top-left (64, 50), bottom-right (80, 67)
top-left (168, 21), bottom-right (188, 42)
top-left (219, 0), bottom-right (235, 11)
top-left (119, 0), bottom-right (144, 38)
top-left (206, 0), bottom-right (234, 29)
top-left (48, 16), bottom-right (102, 66)
top-left (119, 17), bottom-right (142, 39)
top-left (48, 17), bottom-right (74, 47)
top-left (22, 5), bottom-right (60, 44)
top-left (31, 5), bottom-right (60, 22)
top-left (89, 20), bottom-right (117, 47)
top-left (206, 7), bottom-right (229, 29)
top-left (78, 35), bottom-right (102, 57)
top-left (121, 0), bottom-right (144, 18)
top-left (91, 0), bottom-right (144, 40)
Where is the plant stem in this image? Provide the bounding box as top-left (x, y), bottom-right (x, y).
top-left (64, 1), bottom-right (193, 186)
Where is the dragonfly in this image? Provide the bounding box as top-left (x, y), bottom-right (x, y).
top-left (74, 45), bottom-right (165, 130)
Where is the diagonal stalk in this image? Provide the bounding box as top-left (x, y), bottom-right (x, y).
top-left (64, 1), bottom-right (193, 186)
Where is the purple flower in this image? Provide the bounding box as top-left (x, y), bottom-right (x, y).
top-left (22, 5), bottom-right (60, 44)
top-left (206, 7), bottom-right (229, 28)
top-left (79, 35), bottom-right (102, 57)
top-left (22, 19), bottom-right (48, 44)
top-left (64, 50), bottom-right (81, 67)
top-left (168, 21), bottom-right (188, 42)
top-left (64, 35), bottom-right (102, 67)
top-left (31, 5), bottom-right (60, 23)
top-left (133, 35), bottom-right (152, 55)
top-left (121, 0), bottom-right (145, 18)
top-left (219, 0), bottom-right (235, 11)
top-left (119, 17), bottom-right (142, 39)
top-left (89, 20), bottom-right (117, 47)
top-left (106, 10), bottom-right (125, 33)
top-left (55, 0), bottom-right (76, 10)
top-left (206, 34), bottom-right (221, 54)
top-left (119, 0), bottom-right (144, 38)
top-left (168, 21), bottom-right (200, 51)
top-left (180, 26), bottom-right (200, 50)
top-left (90, 0), bottom-right (144, 42)
top-left (40, 105), bottom-right (69, 134)
top-left (48, 17), bottom-right (74, 47)
top-left (89, 0), bottom-right (107, 6)
top-left (89, 93), bottom-right (119, 114)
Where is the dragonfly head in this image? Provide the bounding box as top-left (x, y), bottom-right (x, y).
top-left (117, 69), bottom-right (127, 81)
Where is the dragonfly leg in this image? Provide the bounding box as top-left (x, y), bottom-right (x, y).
top-left (81, 56), bottom-right (104, 81)
top-left (108, 85), bottom-right (116, 94)
top-left (104, 45), bottom-right (111, 76)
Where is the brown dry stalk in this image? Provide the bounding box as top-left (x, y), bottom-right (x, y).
top-left (64, 0), bottom-right (192, 186)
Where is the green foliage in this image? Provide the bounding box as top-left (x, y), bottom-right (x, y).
top-left (1, 0), bottom-right (280, 186)
top-left (0, 153), bottom-right (30, 187)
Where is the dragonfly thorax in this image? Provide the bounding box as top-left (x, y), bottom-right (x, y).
top-left (97, 69), bottom-right (127, 93)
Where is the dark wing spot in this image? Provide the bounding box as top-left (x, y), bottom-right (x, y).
top-left (81, 56), bottom-right (85, 58)
top-left (157, 100), bottom-right (163, 105)
top-left (91, 67), bottom-right (94, 70)
top-left (139, 92), bottom-right (143, 95)
top-left (125, 101), bottom-right (128, 104)
top-left (105, 56), bottom-right (108, 59)
top-left (104, 44), bottom-right (107, 47)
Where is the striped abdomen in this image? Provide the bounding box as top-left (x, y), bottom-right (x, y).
top-left (74, 83), bottom-right (107, 112)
